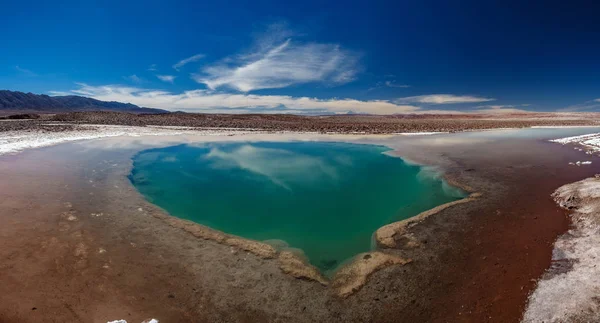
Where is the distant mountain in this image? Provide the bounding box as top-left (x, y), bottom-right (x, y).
top-left (0, 90), bottom-right (168, 114)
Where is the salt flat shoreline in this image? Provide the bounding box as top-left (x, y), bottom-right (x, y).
top-left (3, 109), bottom-right (600, 157)
top-left (3, 117), bottom-right (600, 157)
top-left (522, 132), bottom-right (600, 322)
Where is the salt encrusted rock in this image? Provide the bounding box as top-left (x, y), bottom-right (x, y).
top-left (375, 192), bottom-right (481, 248)
top-left (164, 215), bottom-right (276, 258)
top-left (225, 237), bottom-right (277, 259)
top-left (331, 252), bottom-right (411, 297)
top-left (278, 251), bottom-right (328, 285)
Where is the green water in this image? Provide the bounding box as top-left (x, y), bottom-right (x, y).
top-left (129, 141), bottom-right (464, 272)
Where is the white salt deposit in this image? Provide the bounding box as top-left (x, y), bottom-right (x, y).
top-left (522, 135), bottom-right (600, 321)
top-left (569, 161), bottom-right (593, 166)
top-left (522, 178), bottom-right (600, 322)
top-left (0, 124), bottom-right (448, 157)
top-left (0, 124), bottom-right (258, 156)
top-left (551, 132), bottom-right (600, 153)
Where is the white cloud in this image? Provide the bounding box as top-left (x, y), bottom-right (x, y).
top-left (15, 66), bottom-right (37, 77)
top-left (46, 91), bottom-right (71, 96)
top-left (367, 80), bottom-right (411, 91)
top-left (173, 54), bottom-right (205, 71)
top-left (124, 74), bottom-right (144, 84)
top-left (474, 105), bottom-right (532, 114)
top-left (193, 27), bottom-right (360, 92)
top-left (395, 94), bottom-right (495, 104)
top-left (147, 64), bottom-right (158, 71)
top-left (477, 108), bottom-right (531, 114)
top-left (476, 105), bottom-right (514, 109)
top-left (385, 81), bottom-right (410, 88)
top-left (53, 83), bottom-right (421, 115)
top-left (559, 100), bottom-right (600, 112)
top-left (156, 75), bottom-right (176, 83)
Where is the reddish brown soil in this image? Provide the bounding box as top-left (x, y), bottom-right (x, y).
top-left (387, 140), bottom-right (600, 322)
top-left (0, 132), bottom-right (598, 323)
top-left (49, 111), bottom-right (600, 134)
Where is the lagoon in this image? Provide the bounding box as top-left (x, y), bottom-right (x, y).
top-left (129, 141), bottom-right (464, 272)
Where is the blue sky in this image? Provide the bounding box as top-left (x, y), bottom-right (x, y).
top-left (2, 0), bottom-right (600, 114)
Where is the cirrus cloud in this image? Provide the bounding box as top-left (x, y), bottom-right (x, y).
top-left (156, 75), bottom-right (176, 83)
top-left (173, 53), bottom-right (205, 71)
top-left (395, 94), bottom-right (495, 104)
top-left (15, 65), bottom-right (38, 77)
top-left (192, 27), bottom-right (360, 92)
top-left (124, 74), bottom-right (144, 84)
top-left (474, 105), bottom-right (532, 114)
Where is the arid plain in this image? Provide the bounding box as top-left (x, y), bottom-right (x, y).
top-left (1, 114), bottom-right (600, 322)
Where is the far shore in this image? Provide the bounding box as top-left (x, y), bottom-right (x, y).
top-left (2, 110), bottom-right (600, 135)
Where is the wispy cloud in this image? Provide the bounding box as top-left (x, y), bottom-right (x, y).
top-left (124, 74), bottom-right (144, 84)
top-left (173, 54), bottom-right (205, 71)
top-left (474, 105), bottom-right (531, 114)
top-left (559, 100), bottom-right (600, 112)
top-left (156, 75), bottom-right (176, 83)
top-left (46, 91), bottom-right (71, 96)
top-left (475, 105), bottom-right (514, 109)
top-left (385, 81), bottom-right (410, 88)
top-left (147, 64), bottom-right (158, 71)
top-left (367, 80), bottom-right (410, 92)
top-left (56, 83), bottom-right (422, 115)
top-left (15, 66), bottom-right (37, 77)
top-left (193, 25), bottom-right (360, 92)
top-left (395, 94), bottom-right (495, 104)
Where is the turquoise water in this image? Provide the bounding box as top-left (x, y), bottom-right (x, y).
top-left (130, 141), bottom-right (464, 272)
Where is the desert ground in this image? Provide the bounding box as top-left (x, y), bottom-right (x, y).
top-left (2, 111), bottom-right (600, 133)
top-left (1, 114), bottom-right (600, 322)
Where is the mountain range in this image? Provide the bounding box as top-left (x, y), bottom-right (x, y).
top-left (0, 90), bottom-right (167, 114)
